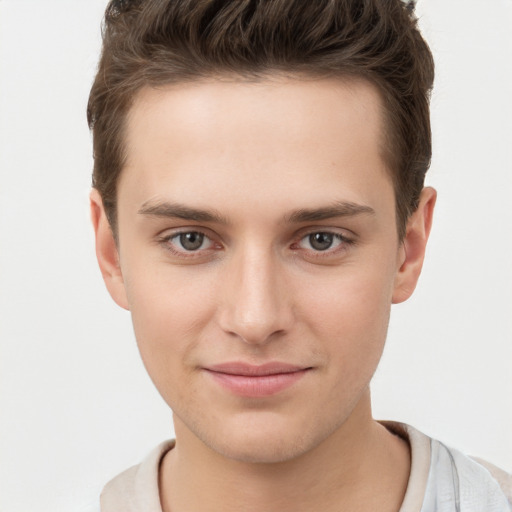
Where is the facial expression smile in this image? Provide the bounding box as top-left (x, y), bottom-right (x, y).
top-left (202, 361), bottom-right (313, 398)
top-left (92, 76), bottom-right (432, 464)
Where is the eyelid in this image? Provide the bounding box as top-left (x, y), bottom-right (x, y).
top-left (294, 226), bottom-right (355, 242)
top-left (172, 231), bottom-right (212, 251)
top-left (156, 224), bottom-right (221, 242)
top-left (157, 227), bottom-right (223, 257)
top-left (155, 225), bottom-right (356, 261)
top-left (291, 228), bottom-right (356, 256)
top-left (298, 233), bottom-right (344, 250)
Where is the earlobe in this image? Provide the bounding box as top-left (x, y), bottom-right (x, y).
top-left (90, 189), bottom-right (130, 310)
top-left (392, 187), bottom-right (437, 304)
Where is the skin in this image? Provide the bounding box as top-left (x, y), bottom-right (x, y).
top-left (91, 76), bottom-right (436, 512)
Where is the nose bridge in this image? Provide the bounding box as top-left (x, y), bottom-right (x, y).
top-left (219, 240), bottom-right (291, 344)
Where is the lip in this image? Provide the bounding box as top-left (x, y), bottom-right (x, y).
top-left (203, 362), bottom-right (311, 397)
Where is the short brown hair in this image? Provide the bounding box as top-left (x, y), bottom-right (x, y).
top-left (88, 0), bottom-right (434, 240)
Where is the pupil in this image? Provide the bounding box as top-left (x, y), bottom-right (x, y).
top-left (180, 232), bottom-right (204, 250)
top-left (309, 233), bottom-right (333, 251)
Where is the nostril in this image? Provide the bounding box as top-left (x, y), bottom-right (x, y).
top-left (225, 322), bottom-right (285, 346)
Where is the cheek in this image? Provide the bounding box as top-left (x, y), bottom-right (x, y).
top-left (123, 245), bottom-right (214, 334)
top-left (303, 263), bottom-right (394, 329)
top-left (122, 264), bottom-right (217, 390)
top-left (300, 264), bottom-right (395, 373)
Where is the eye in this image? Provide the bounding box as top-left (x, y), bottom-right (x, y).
top-left (297, 231), bottom-right (350, 252)
top-left (175, 231), bottom-right (207, 251)
top-left (156, 228), bottom-right (223, 262)
top-left (161, 230), bottom-right (216, 254)
top-left (306, 232), bottom-right (336, 251)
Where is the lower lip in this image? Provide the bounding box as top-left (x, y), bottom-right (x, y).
top-left (205, 369), bottom-right (309, 397)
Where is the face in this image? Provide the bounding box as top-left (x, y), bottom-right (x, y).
top-left (92, 76), bottom-right (433, 464)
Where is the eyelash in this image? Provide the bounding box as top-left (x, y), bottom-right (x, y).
top-left (157, 230), bottom-right (220, 259)
top-left (292, 231), bottom-right (355, 258)
top-left (157, 229), bottom-right (355, 260)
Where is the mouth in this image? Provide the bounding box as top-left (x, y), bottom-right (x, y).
top-left (203, 362), bottom-right (312, 397)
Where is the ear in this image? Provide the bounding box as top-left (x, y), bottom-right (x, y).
top-left (90, 189), bottom-right (130, 310)
top-left (392, 187), bottom-right (437, 304)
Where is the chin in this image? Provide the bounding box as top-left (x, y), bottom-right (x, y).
top-left (192, 411), bottom-right (343, 465)
top-left (211, 433), bottom-right (313, 464)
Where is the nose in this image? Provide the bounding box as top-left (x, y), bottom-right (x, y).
top-left (217, 245), bottom-right (294, 346)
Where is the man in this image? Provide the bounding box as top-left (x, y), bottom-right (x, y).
top-left (87, 0), bottom-right (512, 510)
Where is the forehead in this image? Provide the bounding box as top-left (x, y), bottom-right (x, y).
top-left (119, 76), bottom-right (393, 223)
top-left (124, 76), bottom-right (384, 158)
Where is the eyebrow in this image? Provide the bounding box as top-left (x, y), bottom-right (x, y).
top-left (138, 199), bottom-right (375, 224)
top-left (138, 201), bottom-right (229, 224)
top-left (285, 201), bottom-right (376, 223)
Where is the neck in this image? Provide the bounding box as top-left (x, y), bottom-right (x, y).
top-left (160, 392), bottom-right (410, 512)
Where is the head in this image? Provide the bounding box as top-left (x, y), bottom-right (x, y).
top-left (88, 0), bottom-right (434, 241)
top-left (89, 0), bottom-right (436, 464)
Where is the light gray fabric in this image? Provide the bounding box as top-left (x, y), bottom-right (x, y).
top-left (471, 457), bottom-right (512, 503)
top-left (99, 424), bottom-right (511, 511)
top-left (386, 422), bottom-right (431, 511)
top-left (419, 439), bottom-right (511, 512)
top-left (101, 440), bottom-right (174, 512)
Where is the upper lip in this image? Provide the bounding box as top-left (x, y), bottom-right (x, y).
top-left (204, 362), bottom-right (310, 376)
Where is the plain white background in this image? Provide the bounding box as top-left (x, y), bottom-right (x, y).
top-left (0, 1), bottom-right (511, 510)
